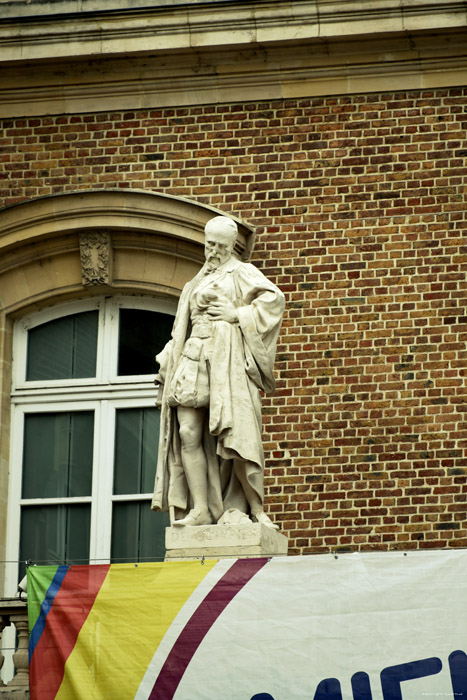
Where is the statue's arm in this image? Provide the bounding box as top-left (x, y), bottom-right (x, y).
top-left (154, 339), bottom-right (174, 407)
top-left (235, 264), bottom-right (285, 392)
top-left (237, 264), bottom-right (285, 336)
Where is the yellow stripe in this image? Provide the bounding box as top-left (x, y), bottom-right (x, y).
top-left (55, 561), bottom-right (217, 700)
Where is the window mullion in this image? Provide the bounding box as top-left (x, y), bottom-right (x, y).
top-left (89, 400), bottom-right (114, 564)
top-left (99, 298), bottom-right (119, 384)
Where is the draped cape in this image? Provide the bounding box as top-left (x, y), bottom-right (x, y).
top-left (151, 257), bottom-right (285, 522)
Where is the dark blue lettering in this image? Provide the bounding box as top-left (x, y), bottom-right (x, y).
top-left (351, 671), bottom-right (373, 700)
top-left (381, 657), bottom-right (442, 700)
top-left (313, 678), bottom-right (343, 700)
top-left (251, 649), bottom-right (467, 700)
top-left (449, 650), bottom-right (467, 699)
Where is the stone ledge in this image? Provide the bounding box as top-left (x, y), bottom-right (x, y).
top-left (0, 691), bottom-right (29, 699)
top-left (1, 0), bottom-right (466, 64)
top-left (165, 523), bottom-right (288, 560)
top-left (1, 32), bottom-right (466, 118)
top-left (0, 0), bottom-right (230, 18)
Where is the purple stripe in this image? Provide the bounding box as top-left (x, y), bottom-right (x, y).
top-left (149, 558), bottom-right (267, 700)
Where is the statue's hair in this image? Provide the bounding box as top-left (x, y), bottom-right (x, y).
top-left (205, 215), bottom-right (238, 241)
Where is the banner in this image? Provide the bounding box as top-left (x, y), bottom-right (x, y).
top-left (27, 551), bottom-right (467, 700)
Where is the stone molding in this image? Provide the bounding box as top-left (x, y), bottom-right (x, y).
top-left (0, 190), bottom-right (253, 264)
top-left (0, 0), bottom-right (230, 17)
top-left (1, 1), bottom-right (466, 62)
top-left (0, 1), bottom-right (466, 116)
top-left (2, 38), bottom-right (467, 118)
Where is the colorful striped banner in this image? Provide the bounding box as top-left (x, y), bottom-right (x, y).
top-left (27, 558), bottom-right (266, 700)
top-left (27, 552), bottom-right (467, 700)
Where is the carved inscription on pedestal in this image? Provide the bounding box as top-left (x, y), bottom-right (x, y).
top-left (79, 231), bottom-right (112, 286)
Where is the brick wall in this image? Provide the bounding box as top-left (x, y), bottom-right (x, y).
top-left (1, 88), bottom-right (466, 554)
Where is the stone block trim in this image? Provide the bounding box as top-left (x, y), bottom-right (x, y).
top-left (1, 87), bottom-right (466, 555)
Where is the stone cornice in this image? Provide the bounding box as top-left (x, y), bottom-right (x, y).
top-left (0, 31), bottom-right (466, 118)
top-left (0, 1), bottom-right (466, 116)
top-left (0, 0), bottom-right (231, 19)
top-left (0, 1), bottom-right (466, 63)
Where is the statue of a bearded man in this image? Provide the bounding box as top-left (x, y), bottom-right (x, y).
top-left (152, 215), bottom-right (285, 528)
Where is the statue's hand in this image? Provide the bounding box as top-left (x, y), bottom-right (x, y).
top-left (206, 299), bottom-right (239, 323)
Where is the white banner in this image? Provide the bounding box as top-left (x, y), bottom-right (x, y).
top-left (165, 550), bottom-right (467, 700)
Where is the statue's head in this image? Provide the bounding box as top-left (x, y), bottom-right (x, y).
top-left (204, 216), bottom-right (238, 269)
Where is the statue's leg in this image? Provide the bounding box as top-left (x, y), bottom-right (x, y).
top-left (234, 460), bottom-right (279, 530)
top-left (174, 405), bottom-right (212, 526)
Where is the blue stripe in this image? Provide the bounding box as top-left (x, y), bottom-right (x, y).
top-left (28, 565), bottom-right (70, 660)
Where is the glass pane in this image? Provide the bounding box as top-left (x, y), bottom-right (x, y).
top-left (118, 309), bottom-right (173, 376)
top-left (111, 502), bottom-right (169, 563)
top-left (114, 407), bottom-right (159, 495)
top-left (27, 310), bottom-right (98, 380)
top-left (22, 412), bottom-right (94, 499)
top-left (19, 503), bottom-right (90, 581)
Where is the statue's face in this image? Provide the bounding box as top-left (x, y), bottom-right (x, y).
top-left (204, 229), bottom-right (235, 268)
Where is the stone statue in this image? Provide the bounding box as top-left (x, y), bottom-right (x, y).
top-left (151, 215), bottom-right (285, 529)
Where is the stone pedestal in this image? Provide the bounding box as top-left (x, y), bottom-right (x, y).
top-left (165, 523), bottom-right (288, 560)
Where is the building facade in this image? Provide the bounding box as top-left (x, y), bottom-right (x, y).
top-left (0, 0), bottom-right (466, 688)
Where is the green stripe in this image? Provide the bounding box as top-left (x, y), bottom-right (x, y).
top-left (26, 565), bottom-right (60, 633)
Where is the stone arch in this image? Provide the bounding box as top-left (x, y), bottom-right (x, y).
top-left (0, 189), bottom-right (254, 315)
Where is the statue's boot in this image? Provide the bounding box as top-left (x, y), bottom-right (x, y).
top-left (173, 508), bottom-right (212, 527)
top-left (252, 510), bottom-right (279, 530)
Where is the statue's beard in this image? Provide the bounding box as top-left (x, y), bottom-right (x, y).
top-left (206, 254), bottom-right (222, 269)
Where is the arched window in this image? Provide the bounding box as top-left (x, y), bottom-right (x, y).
top-left (0, 190), bottom-right (253, 601)
top-left (6, 296), bottom-right (175, 587)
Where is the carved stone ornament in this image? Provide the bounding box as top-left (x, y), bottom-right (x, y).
top-left (79, 231), bottom-right (112, 286)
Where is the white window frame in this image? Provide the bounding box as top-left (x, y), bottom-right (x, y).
top-left (12, 295), bottom-right (176, 396)
top-left (5, 295), bottom-right (176, 596)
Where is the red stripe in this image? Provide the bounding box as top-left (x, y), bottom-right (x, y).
top-left (149, 558), bottom-right (268, 700)
top-left (30, 564), bottom-right (110, 700)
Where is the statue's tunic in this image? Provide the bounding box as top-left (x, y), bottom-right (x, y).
top-left (151, 256), bottom-right (285, 523)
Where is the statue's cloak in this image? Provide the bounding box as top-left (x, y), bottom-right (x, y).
top-left (151, 256), bottom-right (285, 522)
